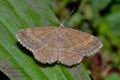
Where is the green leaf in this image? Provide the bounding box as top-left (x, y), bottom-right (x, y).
top-left (105, 73), bottom-right (120, 80)
top-left (111, 4), bottom-right (120, 12)
top-left (91, 0), bottom-right (111, 11)
top-left (106, 12), bottom-right (120, 37)
top-left (99, 13), bottom-right (120, 46)
top-left (0, 0), bottom-right (90, 80)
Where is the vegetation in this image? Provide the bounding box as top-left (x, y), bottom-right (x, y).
top-left (0, 0), bottom-right (120, 80)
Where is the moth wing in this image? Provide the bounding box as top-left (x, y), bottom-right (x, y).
top-left (58, 28), bottom-right (103, 66)
top-left (16, 27), bottom-right (58, 63)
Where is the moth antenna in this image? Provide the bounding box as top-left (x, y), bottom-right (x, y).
top-left (59, 8), bottom-right (76, 27)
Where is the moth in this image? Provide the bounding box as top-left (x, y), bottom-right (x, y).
top-left (16, 23), bottom-right (103, 66)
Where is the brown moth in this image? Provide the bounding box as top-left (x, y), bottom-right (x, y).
top-left (16, 24), bottom-right (103, 66)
